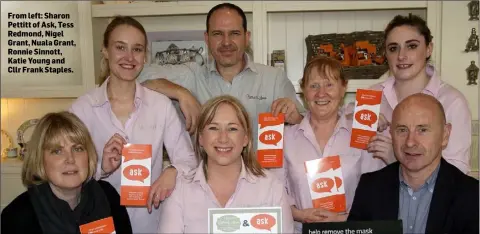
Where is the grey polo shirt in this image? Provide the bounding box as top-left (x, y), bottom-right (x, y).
top-left (138, 54), bottom-right (305, 148)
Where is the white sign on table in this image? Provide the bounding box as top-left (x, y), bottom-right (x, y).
top-left (208, 207), bottom-right (282, 234)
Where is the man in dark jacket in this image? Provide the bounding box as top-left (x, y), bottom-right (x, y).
top-left (348, 93), bottom-right (479, 234)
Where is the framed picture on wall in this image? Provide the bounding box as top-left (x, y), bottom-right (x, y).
top-left (147, 30), bottom-right (208, 66)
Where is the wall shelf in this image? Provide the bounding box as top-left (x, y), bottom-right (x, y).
top-left (264, 1), bottom-right (428, 13)
top-left (293, 75), bottom-right (388, 93)
top-left (91, 1), bottom-right (254, 18)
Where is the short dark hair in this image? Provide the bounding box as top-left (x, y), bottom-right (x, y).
top-left (384, 14), bottom-right (433, 60)
top-left (206, 3), bottom-right (247, 33)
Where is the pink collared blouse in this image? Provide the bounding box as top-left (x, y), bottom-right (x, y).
top-left (70, 79), bottom-right (198, 233)
top-left (158, 160), bottom-right (295, 233)
top-left (277, 111), bottom-right (386, 232)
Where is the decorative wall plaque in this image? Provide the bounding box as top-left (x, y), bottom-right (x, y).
top-left (465, 28), bottom-right (479, 52)
top-left (466, 60), bottom-right (479, 85)
top-left (468, 0), bottom-right (479, 21)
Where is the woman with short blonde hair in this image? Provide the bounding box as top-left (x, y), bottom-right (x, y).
top-left (158, 95), bottom-right (294, 233)
top-left (2, 111), bottom-right (132, 234)
top-left (22, 111), bottom-right (97, 186)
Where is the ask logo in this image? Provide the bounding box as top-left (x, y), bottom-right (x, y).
top-left (246, 94), bottom-right (267, 101)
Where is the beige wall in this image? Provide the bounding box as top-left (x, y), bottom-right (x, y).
top-left (1, 99), bottom-right (75, 147)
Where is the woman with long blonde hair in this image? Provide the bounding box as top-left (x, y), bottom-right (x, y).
top-left (158, 95), bottom-right (294, 233)
top-left (70, 16), bottom-right (197, 233)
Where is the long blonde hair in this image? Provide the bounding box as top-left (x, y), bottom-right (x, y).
top-left (21, 111), bottom-right (98, 187)
top-left (193, 95), bottom-right (265, 179)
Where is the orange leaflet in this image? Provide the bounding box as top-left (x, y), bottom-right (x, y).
top-left (258, 113), bottom-right (284, 129)
top-left (123, 165), bottom-right (150, 183)
top-left (311, 177), bottom-right (335, 193)
top-left (259, 130), bottom-right (282, 146)
top-left (122, 144), bottom-right (152, 163)
top-left (250, 214), bottom-right (276, 232)
top-left (355, 89), bottom-right (382, 107)
top-left (355, 109), bottom-right (378, 128)
top-left (315, 156), bottom-right (341, 173)
top-left (79, 217), bottom-right (115, 234)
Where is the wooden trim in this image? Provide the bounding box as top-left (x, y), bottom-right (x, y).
top-left (91, 1), bottom-right (254, 18)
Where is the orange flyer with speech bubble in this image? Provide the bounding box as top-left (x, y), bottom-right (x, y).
top-left (120, 144), bottom-right (152, 206)
top-left (257, 113), bottom-right (284, 168)
top-left (79, 216), bottom-right (115, 234)
top-left (304, 156), bottom-right (346, 212)
top-left (350, 89), bottom-right (383, 150)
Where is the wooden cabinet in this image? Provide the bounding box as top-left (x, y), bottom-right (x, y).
top-left (90, 1), bottom-right (441, 92)
top-left (0, 159), bottom-right (24, 211)
top-left (0, 1), bottom-right (95, 98)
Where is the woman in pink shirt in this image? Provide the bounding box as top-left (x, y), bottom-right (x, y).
top-left (70, 16), bottom-right (197, 233)
top-left (157, 95), bottom-right (294, 233)
top-left (366, 14), bottom-right (472, 174)
top-left (281, 56), bottom-right (387, 233)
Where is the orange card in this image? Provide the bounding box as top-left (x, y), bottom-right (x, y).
top-left (350, 89), bottom-right (383, 149)
top-left (120, 144), bottom-right (152, 206)
top-left (257, 113), bottom-right (284, 168)
top-left (79, 216), bottom-right (115, 234)
top-left (304, 156), bottom-right (346, 213)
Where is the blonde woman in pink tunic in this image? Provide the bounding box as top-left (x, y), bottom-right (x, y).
top-left (70, 16), bottom-right (198, 233)
top-left (158, 95), bottom-right (294, 233)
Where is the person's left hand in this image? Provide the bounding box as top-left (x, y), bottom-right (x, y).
top-left (271, 98), bottom-right (303, 124)
top-left (147, 167), bottom-right (178, 213)
top-left (367, 134), bottom-right (395, 164)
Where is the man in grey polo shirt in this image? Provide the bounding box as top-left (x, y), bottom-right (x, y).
top-left (138, 3), bottom-right (305, 137)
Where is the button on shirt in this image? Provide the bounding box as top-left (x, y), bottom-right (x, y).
top-left (370, 65), bottom-right (472, 174)
top-left (158, 160), bottom-right (295, 233)
top-left (398, 164), bottom-right (440, 234)
top-left (138, 53), bottom-right (305, 147)
top-left (69, 79), bottom-right (198, 233)
top-left (276, 111), bottom-right (386, 233)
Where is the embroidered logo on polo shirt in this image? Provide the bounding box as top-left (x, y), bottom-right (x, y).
top-left (246, 94), bottom-right (267, 101)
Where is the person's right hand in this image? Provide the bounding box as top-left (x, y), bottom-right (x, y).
top-left (101, 133), bottom-right (127, 176)
top-left (301, 208), bottom-right (327, 223)
top-left (377, 113), bottom-right (390, 132)
top-left (178, 89), bottom-right (201, 135)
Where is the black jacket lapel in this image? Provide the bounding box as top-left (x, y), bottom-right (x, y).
top-left (426, 159), bottom-right (455, 233)
top-left (382, 162), bottom-right (401, 220)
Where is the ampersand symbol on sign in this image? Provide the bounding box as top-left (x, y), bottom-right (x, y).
top-left (242, 220), bottom-right (250, 227)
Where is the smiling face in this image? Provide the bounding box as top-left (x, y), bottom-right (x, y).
top-left (303, 66), bottom-right (346, 121)
top-left (385, 25), bottom-right (433, 81)
top-left (390, 96), bottom-right (451, 173)
top-left (103, 24), bottom-right (146, 82)
top-left (43, 136), bottom-right (89, 191)
top-left (199, 103), bottom-right (248, 167)
top-left (205, 8), bottom-right (250, 69)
